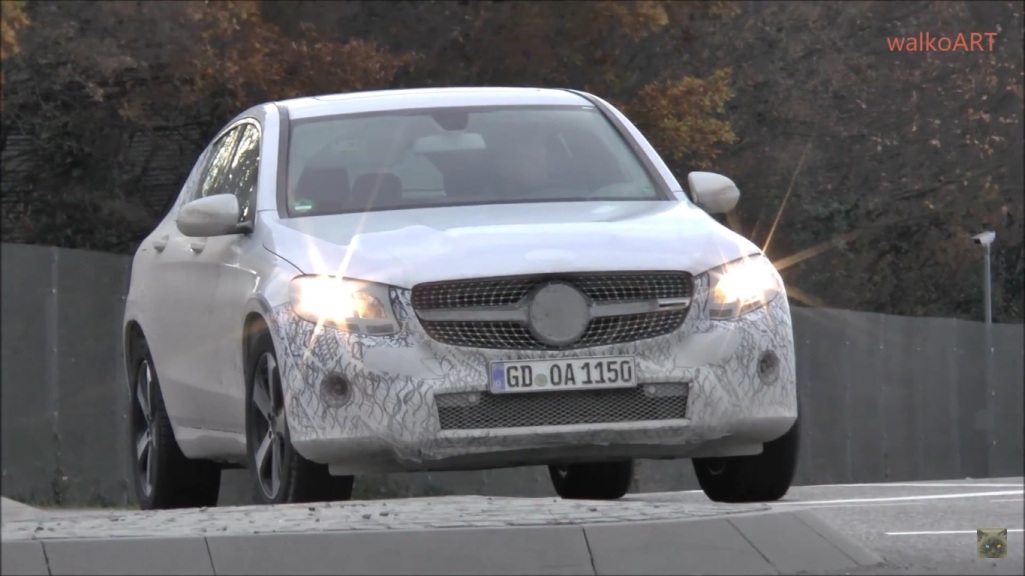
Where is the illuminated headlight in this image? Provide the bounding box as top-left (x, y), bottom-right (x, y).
top-left (288, 275), bottom-right (400, 335)
top-left (705, 254), bottom-right (782, 320)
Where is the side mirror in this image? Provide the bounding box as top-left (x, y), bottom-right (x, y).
top-left (176, 195), bottom-right (242, 238)
top-left (687, 171), bottom-right (740, 214)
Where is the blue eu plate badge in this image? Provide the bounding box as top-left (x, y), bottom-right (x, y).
top-left (491, 363), bottom-right (506, 391)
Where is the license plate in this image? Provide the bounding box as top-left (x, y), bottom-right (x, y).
top-left (489, 357), bottom-right (636, 394)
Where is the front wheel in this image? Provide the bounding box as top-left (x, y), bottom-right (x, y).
top-left (548, 460), bottom-right (634, 500)
top-left (245, 329), bottom-right (354, 505)
top-left (692, 410), bottom-right (801, 503)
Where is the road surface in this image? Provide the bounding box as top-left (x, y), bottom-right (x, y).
top-left (2, 476), bottom-right (1021, 574)
top-left (630, 476), bottom-right (1024, 574)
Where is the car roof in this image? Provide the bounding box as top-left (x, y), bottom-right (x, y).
top-left (276, 87), bottom-right (594, 120)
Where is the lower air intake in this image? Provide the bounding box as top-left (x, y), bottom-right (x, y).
top-left (435, 383), bottom-right (689, 430)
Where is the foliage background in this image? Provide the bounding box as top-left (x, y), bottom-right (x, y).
top-left (1, 0), bottom-right (1022, 322)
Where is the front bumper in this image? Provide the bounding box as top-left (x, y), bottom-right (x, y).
top-left (269, 275), bottom-right (797, 473)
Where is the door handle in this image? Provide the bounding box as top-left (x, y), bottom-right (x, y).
top-left (189, 240), bottom-right (206, 254)
top-left (152, 235), bottom-right (169, 252)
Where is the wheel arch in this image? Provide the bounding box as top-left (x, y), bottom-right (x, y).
top-left (122, 320), bottom-right (188, 450)
top-left (242, 296), bottom-right (276, 386)
top-left (123, 320), bottom-right (147, 393)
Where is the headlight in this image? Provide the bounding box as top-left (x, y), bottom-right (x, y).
top-left (705, 254), bottom-right (782, 320)
top-left (289, 275), bottom-right (400, 335)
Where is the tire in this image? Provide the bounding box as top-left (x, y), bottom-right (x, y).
top-left (128, 337), bottom-right (221, 510)
top-left (245, 329), bottom-right (354, 504)
top-left (548, 460), bottom-right (634, 500)
top-left (692, 409), bottom-right (801, 503)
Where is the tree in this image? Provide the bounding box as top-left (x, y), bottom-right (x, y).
top-left (6, 1), bottom-right (1016, 321)
top-left (107, 1), bottom-right (416, 129)
top-left (0, 0), bottom-right (30, 98)
top-left (1, 0), bottom-right (414, 250)
top-left (691, 0), bottom-right (1023, 321)
top-left (265, 0), bottom-right (740, 168)
top-left (2, 0), bottom-right (738, 251)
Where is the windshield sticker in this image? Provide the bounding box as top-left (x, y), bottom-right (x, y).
top-left (294, 199), bottom-right (314, 212)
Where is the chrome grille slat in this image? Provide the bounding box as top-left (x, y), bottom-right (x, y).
top-left (436, 383), bottom-right (690, 430)
top-left (411, 279), bottom-right (537, 309)
top-left (412, 273), bottom-right (693, 310)
top-left (572, 274), bottom-right (693, 301)
top-left (422, 321), bottom-right (538, 349)
top-left (412, 272), bottom-right (693, 350)
top-left (576, 311), bottom-right (687, 348)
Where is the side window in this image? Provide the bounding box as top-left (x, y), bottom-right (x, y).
top-left (175, 145), bottom-right (216, 210)
top-left (199, 126), bottom-right (244, 199)
top-left (220, 124), bottom-right (261, 223)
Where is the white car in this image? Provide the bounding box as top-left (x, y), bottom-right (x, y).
top-left (123, 87), bottom-right (800, 510)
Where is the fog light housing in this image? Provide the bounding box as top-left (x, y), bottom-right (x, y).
top-left (321, 374), bottom-right (351, 405)
top-left (757, 350), bottom-right (780, 384)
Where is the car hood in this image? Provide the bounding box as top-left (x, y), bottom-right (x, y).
top-left (262, 201), bottom-right (761, 288)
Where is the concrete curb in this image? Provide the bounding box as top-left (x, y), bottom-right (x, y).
top-left (2, 509), bottom-right (882, 575)
top-left (1, 497), bottom-right (46, 525)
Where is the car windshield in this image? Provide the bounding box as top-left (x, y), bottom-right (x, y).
top-left (284, 105), bottom-right (663, 217)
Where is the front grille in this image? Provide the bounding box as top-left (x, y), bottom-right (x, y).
top-left (412, 272), bottom-right (693, 310)
top-left (413, 272), bottom-right (693, 350)
top-left (436, 382), bottom-right (689, 430)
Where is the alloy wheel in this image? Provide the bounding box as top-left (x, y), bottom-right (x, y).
top-left (252, 352), bottom-right (286, 500)
top-left (134, 360), bottom-right (157, 498)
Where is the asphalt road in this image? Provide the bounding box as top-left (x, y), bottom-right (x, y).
top-left (630, 476), bottom-right (1025, 575)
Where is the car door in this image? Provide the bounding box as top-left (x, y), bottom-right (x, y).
top-left (196, 121), bottom-right (265, 433)
top-left (145, 125), bottom-right (245, 431)
top-left (131, 144), bottom-right (216, 428)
